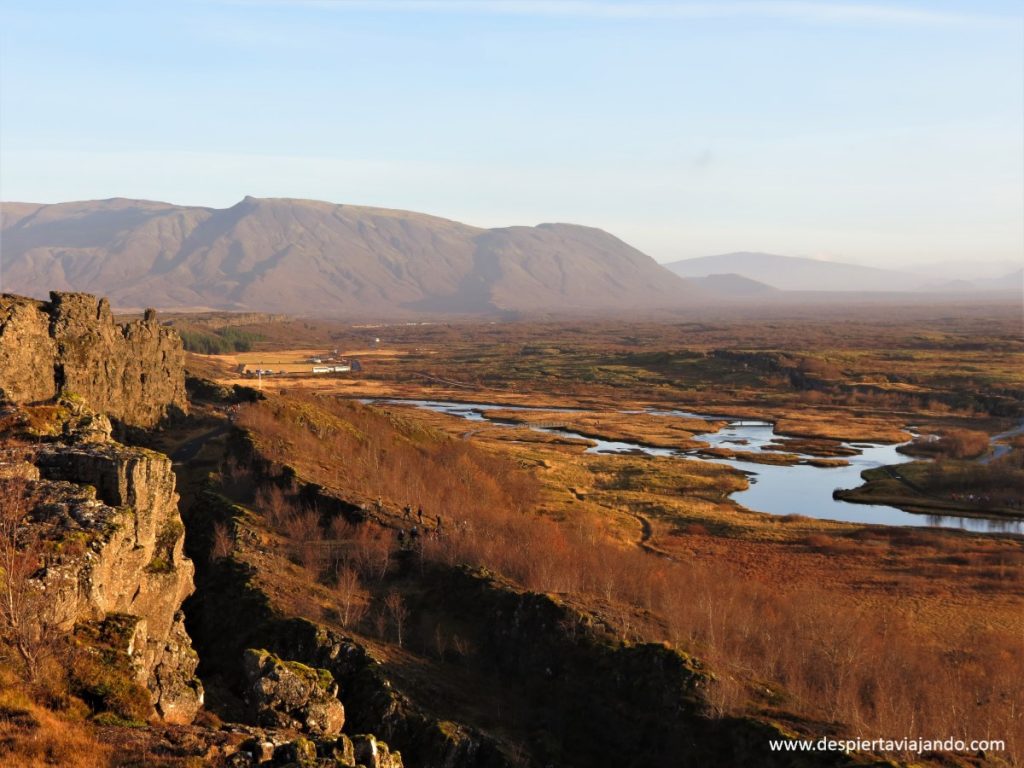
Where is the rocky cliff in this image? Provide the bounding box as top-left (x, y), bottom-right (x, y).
top-left (0, 291), bottom-right (186, 429)
top-left (0, 288), bottom-right (201, 726)
top-left (2, 410), bottom-right (204, 723)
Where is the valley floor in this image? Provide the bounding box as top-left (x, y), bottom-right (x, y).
top-left (156, 308), bottom-right (1024, 765)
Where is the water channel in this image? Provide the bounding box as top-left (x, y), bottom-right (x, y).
top-left (365, 399), bottom-right (1023, 535)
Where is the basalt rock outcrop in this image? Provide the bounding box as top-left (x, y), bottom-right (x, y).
top-left (227, 733), bottom-right (403, 768)
top-left (0, 291), bottom-right (186, 429)
top-left (9, 423), bottom-right (204, 723)
top-left (242, 648), bottom-right (346, 736)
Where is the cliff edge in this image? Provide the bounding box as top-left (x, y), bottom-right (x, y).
top-left (0, 291), bottom-right (186, 429)
top-left (0, 290), bottom-right (202, 727)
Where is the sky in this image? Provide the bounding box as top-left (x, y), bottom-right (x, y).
top-left (0, 0), bottom-right (1022, 267)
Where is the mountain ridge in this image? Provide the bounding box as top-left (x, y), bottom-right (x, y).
top-left (664, 251), bottom-right (1022, 293)
top-left (664, 251), bottom-right (920, 292)
top-left (1, 196), bottom-right (701, 316)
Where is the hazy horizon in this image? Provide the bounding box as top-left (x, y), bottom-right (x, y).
top-left (1, 1), bottom-right (1022, 269)
top-left (3, 193), bottom-right (1021, 276)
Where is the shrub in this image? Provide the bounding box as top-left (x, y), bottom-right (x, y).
top-left (910, 429), bottom-right (990, 459)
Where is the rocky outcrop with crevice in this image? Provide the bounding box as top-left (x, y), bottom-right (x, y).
top-left (0, 289), bottom-right (200, 727)
top-left (22, 431), bottom-right (204, 723)
top-left (0, 291), bottom-right (186, 428)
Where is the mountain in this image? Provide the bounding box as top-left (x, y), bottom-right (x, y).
top-left (0, 197), bottom-right (702, 316)
top-left (663, 252), bottom-right (922, 292)
top-left (665, 251), bottom-right (1023, 294)
top-left (921, 269), bottom-right (1023, 293)
top-left (687, 273), bottom-right (778, 297)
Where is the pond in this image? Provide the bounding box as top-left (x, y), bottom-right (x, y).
top-left (363, 399), bottom-right (1023, 535)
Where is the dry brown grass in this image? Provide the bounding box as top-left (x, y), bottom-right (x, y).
top-left (236, 391), bottom-right (1024, 760)
top-left (237, 393), bottom-right (539, 521)
top-left (0, 671), bottom-right (111, 768)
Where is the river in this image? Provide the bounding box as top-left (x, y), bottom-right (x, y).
top-left (364, 399), bottom-right (1023, 535)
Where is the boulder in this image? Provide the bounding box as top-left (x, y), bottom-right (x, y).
top-left (243, 649), bottom-right (345, 737)
top-left (271, 737), bottom-right (317, 765)
top-left (323, 734), bottom-right (356, 765)
top-left (352, 734), bottom-right (404, 768)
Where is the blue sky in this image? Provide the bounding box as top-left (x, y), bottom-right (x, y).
top-left (1, 0), bottom-right (1021, 266)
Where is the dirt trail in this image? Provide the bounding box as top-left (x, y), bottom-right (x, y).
top-left (619, 506), bottom-right (676, 558)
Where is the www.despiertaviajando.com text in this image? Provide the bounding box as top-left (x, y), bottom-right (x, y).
top-left (769, 737), bottom-right (1006, 755)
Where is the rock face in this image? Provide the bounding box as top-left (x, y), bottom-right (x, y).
top-left (0, 289), bottom-right (199, 724)
top-left (27, 435), bottom-right (203, 723)
top-left (242, 648), bottom-right (345, 736)
top-left (352, 734), bottom-right (404, 768)
top-left (228, 733), bottom-right (403, 768)
top-left (0, 291), bottom-right (186, 428)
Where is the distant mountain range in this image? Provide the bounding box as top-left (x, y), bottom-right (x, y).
top-left (665, 252), bottom-right (1022, 293)
top-left (1, 199), bottom-right (1018, 316)
top-left (0, 197), bottom-right (700, 316)
top-left (687, 273), bottom-right (778, 296)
